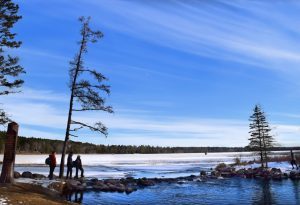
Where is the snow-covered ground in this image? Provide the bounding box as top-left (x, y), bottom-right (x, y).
top-left (235, 161), bottom-right (298, 173)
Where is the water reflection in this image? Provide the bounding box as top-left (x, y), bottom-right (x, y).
top-left (252, 180), bottom-right (275, 205)
top-left (292, 180), bottom-right (300, 203)
top-left (66, 191), bottom-right (84, 204)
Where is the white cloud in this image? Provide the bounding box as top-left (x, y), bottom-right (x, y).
top-left (1, 88), bottom-right (300, 146)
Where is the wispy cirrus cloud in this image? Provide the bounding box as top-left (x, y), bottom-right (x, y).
top-left (85, 0), bottom-right (300, 73)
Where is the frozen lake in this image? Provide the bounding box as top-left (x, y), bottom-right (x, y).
top-left (3, 151), bottom-right (291, 179)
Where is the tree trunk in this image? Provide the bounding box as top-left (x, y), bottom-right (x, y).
top-left (59, 25), bottom-right (86, 178)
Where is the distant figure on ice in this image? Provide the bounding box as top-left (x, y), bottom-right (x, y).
top-left (74, 155), bottom-right (84, 178)
top-left (49, 151), bottom-right (56, 180)
top-left (290, 150), bottom-right (298, 169)
top-left (66, 151), bottom-right (73, 179)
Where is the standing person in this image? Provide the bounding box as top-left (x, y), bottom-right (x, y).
top-left (66, 152), bottom-right (73, 179)
top-left (74, 155), bottom-right (84, 178)
top-left (291, 150), bottom-right (298, 169)
top-left (49, 151), bottom-right (56, 180)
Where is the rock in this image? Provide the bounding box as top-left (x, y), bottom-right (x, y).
top-left (177, 180), bottom-right (186, 184)
top-left (21, 171), bottom-right (32, 178)
top-left (200, 170), bottom-right (206, 176)
top-left (211, 171), bottom-right (220, 177)
top-left (48, 181), bottom-right (65, 193)
top-left (104, 179), bottom-right (118, 185)
top-left (125, 187), bottom-right (134, 194)
top-left (289, 171), bottom-right (300, 180)
top-left (32, 173), bottom-right (46, 179)
top-left (93, 183), bottom-right (110, 192)
top-left (90, 178), bottom-right (98, 183)
top-left (116, 184), bottom-right (126, 192)
top-left (137, 178), bottom-right (155, 186)
top-left (14, 171), bottom-right (21, 179)
top-left (64, 179), bottom-right (82, 192)
top-left (220, 171), bottom-right (233, 178)
top-left (67, 179), bottom-right (81, 186)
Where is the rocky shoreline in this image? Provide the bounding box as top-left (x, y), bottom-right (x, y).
top-left (13, 165), bottom-right (300, 196)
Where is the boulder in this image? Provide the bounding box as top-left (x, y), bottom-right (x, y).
top-left (115, 184), bottom-right (126, 192)
top-left (66, 179), bottom-right (81, 186)
top-left (64, 179), bottom-right (82, 192)
top-left (48, 181), bottom-right (65, 193)
top-left (137, 178), bottom-right (155, 186)
top-left (104, 179), bottom-right (118, 185)
top-left (14, 171), bottom-right (21, 179)
top-left (125, 187), bottom-right (134, 194)
top-left (32, 173), bottom-right (46, 179)
top-left (21, 171), bottom-right (32, 178)
top-left (200, 171), bottom-right (206, 176)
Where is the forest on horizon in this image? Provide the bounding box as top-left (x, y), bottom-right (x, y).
top-left (0, 131), bottom-right (298, 154)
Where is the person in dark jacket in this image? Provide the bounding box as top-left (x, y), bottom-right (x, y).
top-left (74, 155), bottom-right (84, 178)
top-left (49, 151), bottom-right (56, 180)
top-left (66, 152), bottom-right (73, 179)
top-left (291, 150), bottom-right (298, 169)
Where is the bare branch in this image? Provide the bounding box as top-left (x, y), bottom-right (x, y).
top-left (72, 106), bottom-right (113, 113)
top-left (69, 133), bottom-right (80, 138)
top-left (71, 120), bottom-right (108, 136)
top-left (69, 126), bottom-right (84, 132)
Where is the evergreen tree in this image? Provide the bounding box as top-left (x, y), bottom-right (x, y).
top-left (0, 0), bottom-right (25, 125)
top-left (248, 104), bottom-right (275, 168)
top-left (59, 17), bottom-right (113, 178)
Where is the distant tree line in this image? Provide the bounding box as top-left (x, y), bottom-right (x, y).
top-left (0, 131), bottom-right (298, 154)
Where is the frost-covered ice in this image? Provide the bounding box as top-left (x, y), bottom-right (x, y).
top-left (0, 151), bottom-right (295, 179)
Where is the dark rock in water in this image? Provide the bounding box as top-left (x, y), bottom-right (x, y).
top-left (177, 180), bottom-right (186, 184)
top-left (283, 173), bottom-right (289, 179)
top-left (115, 183), bottom-right (126, 193)
top-left (211, 171), bottom-right (220, 177)
top-left (32, 173), bottom-right (46, 179)
top-left (14, 171), bottom-right (21, 179)
top-left (125, 187), bottom-right (134, 194)
top-left (93, 183), bottom-right (110, 192)
top-left (289, 171), bottom-right (300, 180)
top-left (21, 171), bottom-right (32, 178)
top-left (200, 171), bottom-right (206, 176)
top-left (220, 171), bottom-right (233, 178)
top-left (91, 178), bottom-right (98, 183)
top-left (104, 179), bottom-right (118, 185)
top-left (137, 178), bottom-right (155, 186)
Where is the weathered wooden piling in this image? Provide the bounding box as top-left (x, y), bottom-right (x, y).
top-left (0, 122), bottom-right (19, 184)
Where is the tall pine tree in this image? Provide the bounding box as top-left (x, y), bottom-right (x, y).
top-left (59, 17), bottom-right (113, 178)
top-left (248, 104), bottom-right (275, 168)
top-left (0, 0), bottom-right (25, 124)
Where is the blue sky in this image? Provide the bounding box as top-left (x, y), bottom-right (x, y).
top-left (2, 0), bottom-right (300, 146)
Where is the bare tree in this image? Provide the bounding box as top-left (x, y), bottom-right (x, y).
top-left (0, 0), bottom-right (25, 125)
top-left (59, 17), bottom-right (113, 178)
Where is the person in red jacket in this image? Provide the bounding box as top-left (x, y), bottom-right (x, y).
top-left (49, 151), bottom-right (57, 180)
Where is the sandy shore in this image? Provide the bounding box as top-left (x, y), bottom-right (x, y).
top-left (0, 183), bottom-right (73, 205)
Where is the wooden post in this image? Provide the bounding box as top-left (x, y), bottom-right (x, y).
top-left (0, 122), bottom-right (19, 184)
